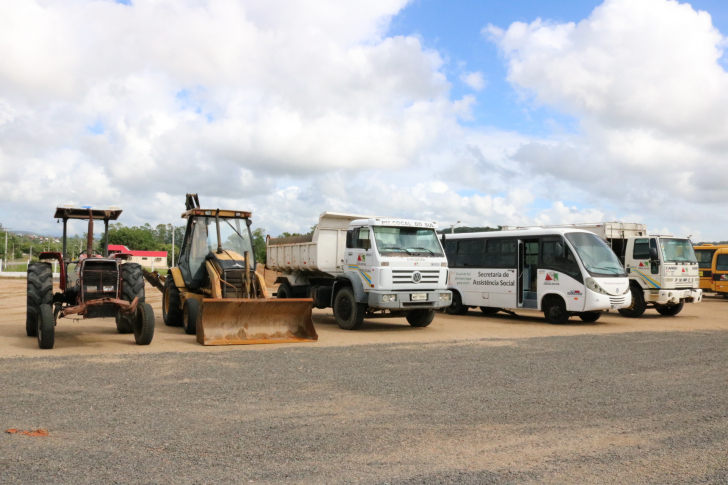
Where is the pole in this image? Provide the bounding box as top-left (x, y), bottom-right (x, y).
top-left (3, 231), bottom-right (7, 271)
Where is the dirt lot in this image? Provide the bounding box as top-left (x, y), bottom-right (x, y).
top-left (1, 278), bottom-right (727, 483)
top-left (1, 277), bottom-right (727, 357)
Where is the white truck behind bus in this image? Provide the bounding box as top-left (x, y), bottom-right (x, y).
top-left (504, 222), bottom-right (702, 317)
top-left (266, 212), bottom-right (452, 330)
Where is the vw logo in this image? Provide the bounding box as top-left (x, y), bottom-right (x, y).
top-left (412, 271), bottom-right (422, 283)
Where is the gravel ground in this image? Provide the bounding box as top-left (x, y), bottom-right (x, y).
top-left (1, 331), bottom-right (727, 484)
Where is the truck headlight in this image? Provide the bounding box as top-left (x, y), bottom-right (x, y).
top-left (586, 277), bottom-right (607, 295)
top-left (382, 294), bottom-right (397, 302)
top-left (439, 293), bottom-right (451, 301)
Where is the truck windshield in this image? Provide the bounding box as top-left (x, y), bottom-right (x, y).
top-left (372, 227), bottom-right (444, 257)
top-left (660, 239), bottom-right (697, 263)
top-left (565, 232), bottom-right (626, 276)
top-left (201, 216), bottom-right (254, 258)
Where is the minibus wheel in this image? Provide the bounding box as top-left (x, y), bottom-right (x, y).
top-left (445, 291), bottom-right (468, 315)
top-left (543, 296), bottom-right (569, 325)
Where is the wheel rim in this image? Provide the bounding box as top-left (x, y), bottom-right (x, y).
top-left (549, 304), bottom-right (562, 319)
top-left (338, 295), bottom-right (352, 320)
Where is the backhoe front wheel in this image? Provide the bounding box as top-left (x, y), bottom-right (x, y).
top-left (183, 299), bottom-right (199, 335)
top-left (163, 276), bottom-right (183, 327)
top-left (334, 287), bottom-right (366, 330)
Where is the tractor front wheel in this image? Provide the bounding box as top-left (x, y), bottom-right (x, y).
top-left (37, 304), bottom-right (55, 349)
top-left (133, 302), bottom-right (155, 345)
top-left (27, 263), bottom-right (53, 337)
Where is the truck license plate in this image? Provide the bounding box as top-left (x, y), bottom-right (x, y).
top-left (411, 293), bottom-right (427, 301)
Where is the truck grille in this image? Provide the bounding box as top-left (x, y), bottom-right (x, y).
top-left (82, 261), bottom-right (119, 302)
top-left (392, 270), bottom-right (440, 285)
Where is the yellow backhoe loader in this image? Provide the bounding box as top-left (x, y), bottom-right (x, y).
top-left (144, 194), bottom-right (317, 345)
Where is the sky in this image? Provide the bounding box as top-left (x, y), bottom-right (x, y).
top-left (1, 0), bottom-right (727, 241)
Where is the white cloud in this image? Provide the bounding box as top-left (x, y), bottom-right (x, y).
top-left (459, 71), bottom-right (485, 91)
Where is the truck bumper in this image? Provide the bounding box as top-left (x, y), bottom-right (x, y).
top-left (368, 290), bottom-right (452, 310)
top-left (646, 288), bottom-right (702, 305)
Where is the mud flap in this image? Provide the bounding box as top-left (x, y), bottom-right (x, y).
top-left (196, 298), bottom-right (318, 345)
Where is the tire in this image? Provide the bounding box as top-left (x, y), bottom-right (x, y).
top-left (406, 309), bottom-right (435, 327)
top-left (333, 287), bottom-right (366, 330)
top-left (479, 306), bottom-right (500, 315)
top-left (183, 298), bottom-right (199, 335)
top-left (120, 263), bottom-right (145, 303)
top-left (37, 303), bottom-right (55, 349)
top-left (133, 302), bottom-right (155, 345)
top-left (115, 312), bottom-right (134, 334)
top-left (277, 281), bottom-right (292, 299)
top-left (163, 275), bottom-right (183, 327)
top-left (618, 286), bottom-right (646, 318)
top-left (723, 294), bottom-right (728, 300)
top-left (27, 262), bottom-right (53, 337)
top-left (445, 291), bottom-right (468, 315)
top-left (543, 296), bottom-right (570, 325)
top-left (655, 301), bottom-right (684, 316)
top-left (578, 312), bottom-right (601, 323)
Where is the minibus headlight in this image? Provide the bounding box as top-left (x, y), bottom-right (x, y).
top-left (439, 293), bottom-right (451, 301)
top-left (586, 277), bottom-right (608, 295)
top-left (382, 294), bottom-right (397, 302)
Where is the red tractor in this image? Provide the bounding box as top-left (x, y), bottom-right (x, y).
top-left (26, 206), bottom-right (154, 349)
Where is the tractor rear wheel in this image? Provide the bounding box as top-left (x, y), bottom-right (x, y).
top-left (133, 302), bottom-right (155, 345)
top-left (27, 263), bottom-right (53, 337)
top-left (120, 263), bottom-right (145, 303)
top-left (163, 275), bottom-right (183, 327)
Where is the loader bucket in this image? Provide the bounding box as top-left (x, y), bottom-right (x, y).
top-left (196, 298), bottom-right (317, 345)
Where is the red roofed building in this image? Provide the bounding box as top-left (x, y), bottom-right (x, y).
top-left (108, 245), bottom-right (168, 269)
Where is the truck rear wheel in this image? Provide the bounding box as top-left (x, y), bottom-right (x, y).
top-left (655, 302), bottom-right (684, 316)
top-left (37, 303), bottom-right (55, 349)
top-left (183, 298), bottom-right (199, 335)
top-left (406, 309), bottom-right (435, 327)
top-left (543, 296), bottom-right (569, 325)
top-left (163, 275), bottom-right (183, 327)
top-left (276, 281), bottom-right (292, 299)
top-left (445, 291), bottom-right (468, 315)
top-left (133, 302), bottom-right (155, 345)
top-left (334, 287), bottom-right (365, 330)
top-left (27, 262), bottom-right (53, 337)
top-left (618, 286), bottom-right (646, 318)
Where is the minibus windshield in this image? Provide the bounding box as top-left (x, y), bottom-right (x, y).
top-left (565, 232), bottom-right (626, 276)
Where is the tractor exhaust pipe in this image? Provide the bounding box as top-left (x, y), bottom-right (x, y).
top-left (87, 209), bottom-right (94, 256)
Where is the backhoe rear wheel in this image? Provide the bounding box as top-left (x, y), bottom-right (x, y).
top-left (163, 275), bottom-right (183, 327)
top-left (27, 263), bottom-right (53, 337)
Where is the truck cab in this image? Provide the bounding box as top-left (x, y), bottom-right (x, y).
top-left (621, 235), bottom-right (702, 315)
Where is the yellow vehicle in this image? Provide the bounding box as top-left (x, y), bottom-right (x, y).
top-left (144, 194), bottom-right (317, 345)
top-left (710, 248), bottom-right (728, 298)
top-left (694, 244), bottom-right (728, 291)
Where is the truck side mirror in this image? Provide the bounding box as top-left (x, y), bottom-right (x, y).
top-left (346, 229), bottom-right (353, 249)
top-left (649, 247), bottom-right (659, 262)
top-left (555, 242), bottom-right (564, 256)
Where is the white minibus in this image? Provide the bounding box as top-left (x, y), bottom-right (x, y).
top-left (442, 228), bottom-right (632, 323)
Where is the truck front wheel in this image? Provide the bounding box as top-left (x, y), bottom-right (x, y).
top-left (655, 301), bottom-right (684, 316)
top-left (333, 287), bottom-right (366, 330)
top-left (406, 309), bottom-right (435, 327)
top-left (618, 286), bottom-right (646, 318)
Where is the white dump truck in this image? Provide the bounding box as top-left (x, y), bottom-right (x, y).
top-left (266, 212), bottom-right (452, 330)
top-left (504, 222), bottom-right (701, 317)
